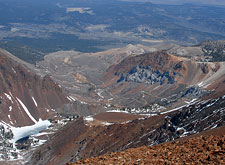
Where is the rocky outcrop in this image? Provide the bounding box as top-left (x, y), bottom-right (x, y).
top-left (102, 51), bottom-right (222, 108)
top-left (108, 51), bottom-right (213, 86)
top-left (0, 125), bottom-right (16, 160)
top-left (201, 40), bottom-right (225, 61)
top-left (117, 65), bottom-right (177, 85)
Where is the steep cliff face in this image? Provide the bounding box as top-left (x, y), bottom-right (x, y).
top-left (0, 49), bottom-right (70, 126)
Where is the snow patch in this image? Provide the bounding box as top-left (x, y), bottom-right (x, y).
top-left (138, 117), bottom-right (146, 120)
top-left (211, 124), bottom-right (218, 129)
top-left (0, 119), bottom-right (52, 161)
top-left (152, 86), bottom-right (160, 90)
top-left (10, 119), bottom-right (51, 143)
top-left (9, 106), bottom-right (12, 112)
top-left (121, 120), bottom-right (132, 124)
top-left (162, 99), bottom-right (198, 115)
top-left (32, 97), bottom-right (38, 107)
top-left (12, 67), bottom-right (17, 73)
top-left (184, 98), bottom-right (197, 104)
top-left (106, 110), bottom-right (129, 113)
top-left (95, 89), bottom-right (104, 99)
top-left (161, 105), bottom-right (186, 114)
top-left (80, 100), bottom-right (88, 104)
top-left (126, 141), bottom-right (133, 147)
top-left (197, 81), bottom-right (211, 88)
top-left (69, 96), bottom-right (76, 102)
top-left (198, 82), bottom-right (204, 87)
top-left (206, 101), bottom-right (216, 107)
top-left (84, 116), bottom-right (94, 122)
top-left (109, 133), bottom-right (113, 136)
top-left (4, 93), bottom-right (13, 103)
top-left (16, 98), bottom-right (37, 124)
top-left (8, 115), bottom-right (13, 125)
top-left (101, 121), bottom-right (113, 126)
top-left (32, 131), bottom-right (54, 137)
top-left (177, 127), bottom-right (185, 131)
top-left (140, 130), bottom-right (156, 139)
top-left (67, 96), bottom-right (76, 102)
top-left (67, 96), bottom-right (73, 102)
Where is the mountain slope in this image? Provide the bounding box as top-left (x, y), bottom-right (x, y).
top-left (102, 51), bottom-right (224, 108)
top-left (7, 42), bottom-right (223, 164)
top-left (27, 92), bottom-right (225, 164)
top-left (0, 49), bottom-right (70, 126)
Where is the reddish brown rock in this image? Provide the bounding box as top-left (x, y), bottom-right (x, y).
top-left (0, 49), bottom-right (70, 126)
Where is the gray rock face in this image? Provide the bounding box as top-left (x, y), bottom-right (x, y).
top-left (0, 125), bottom-right (13, 141)
top-left (0, 124), bottom-right (16, 160)
top-left (117, 65), bottom-right (178, 85)
top-left (201, 40), bottom-right (225, 61)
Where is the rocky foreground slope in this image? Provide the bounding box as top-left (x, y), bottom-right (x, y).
top-left (72, 126), bottom-right (225, 165)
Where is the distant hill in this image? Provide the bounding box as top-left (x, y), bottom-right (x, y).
top-left (0, 0), bottom-right (225, 63)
